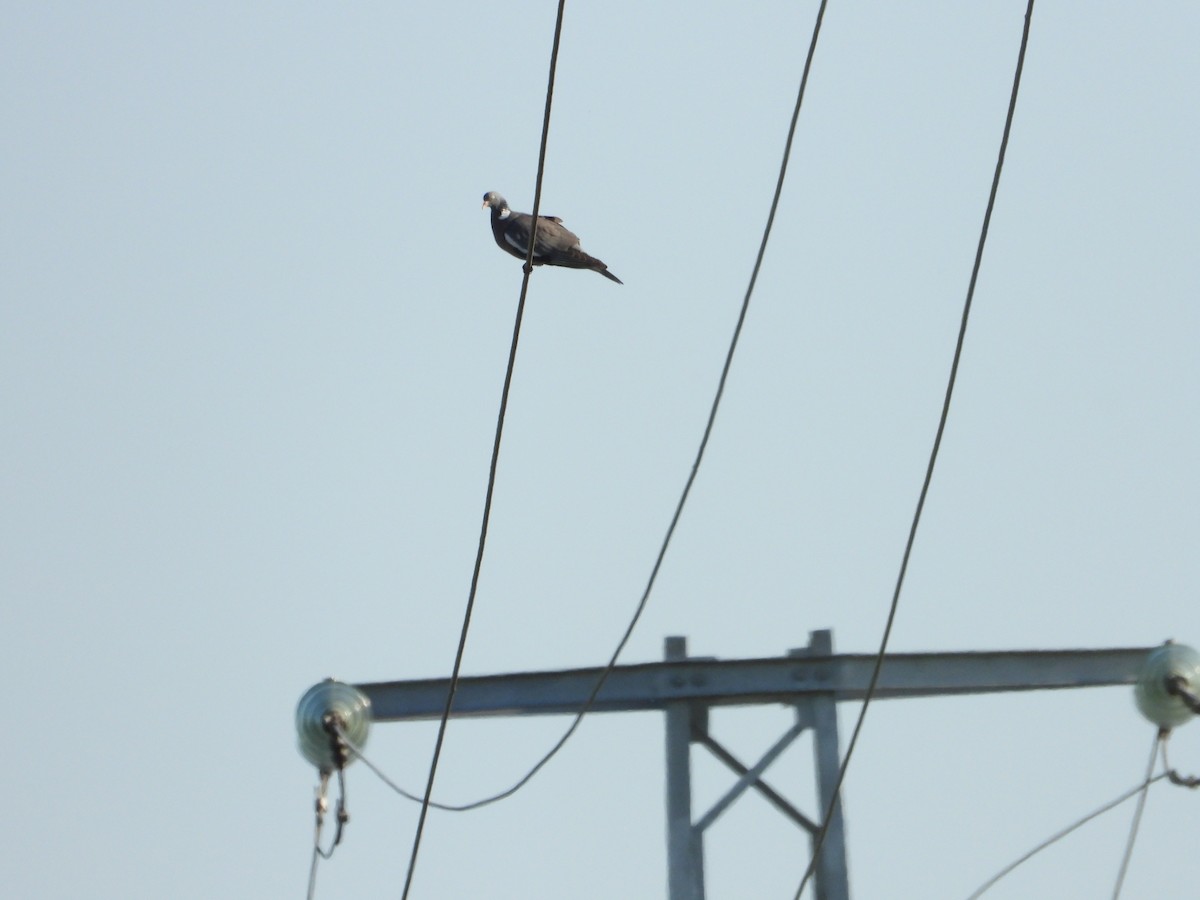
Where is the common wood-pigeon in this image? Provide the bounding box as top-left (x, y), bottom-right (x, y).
top-left (482, 191), bottom-right (623, 284)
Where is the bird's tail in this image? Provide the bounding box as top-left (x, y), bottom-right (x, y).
top-left (562, 247), bottom-right (623, 284)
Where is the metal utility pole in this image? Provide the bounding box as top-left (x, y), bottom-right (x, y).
top-left (298, 633), bottom-right (1170, 900)
top-left (663, 632), bottom-right (849, 900)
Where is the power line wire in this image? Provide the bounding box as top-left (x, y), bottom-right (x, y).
top-left (397, 1), bottom-right (568, 895)
top-left (331, 0), bottom-right (829, 818)
top-left (360, 0), bottom-right (831, 816)
top-left (1110, 730), bottom-right (1162, 899)
top-left (334, 724), bottom-right (429, 804)
top-left (794, 1), bottom-right (1037, 896)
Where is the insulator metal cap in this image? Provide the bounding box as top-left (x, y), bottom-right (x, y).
top-left (296, 679), bottom-right (372, 772)
top-left (1135, 642), bottom-right (1200, 729)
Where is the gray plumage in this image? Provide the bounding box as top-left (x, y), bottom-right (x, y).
top-left (481, 191), bottom-right (623, 284)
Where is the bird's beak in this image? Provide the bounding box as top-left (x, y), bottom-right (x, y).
top-left (481, 199), bottom-right (490, 209)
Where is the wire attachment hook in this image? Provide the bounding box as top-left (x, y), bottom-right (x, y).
top-left (1157, 726), bottom-right (1200, 789)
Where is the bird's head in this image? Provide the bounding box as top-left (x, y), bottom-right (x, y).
top-left (482, 191), bottom-right (509, 215)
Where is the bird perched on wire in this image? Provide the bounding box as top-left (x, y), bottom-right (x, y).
top-left (481, 191), bottom-right (623, 284)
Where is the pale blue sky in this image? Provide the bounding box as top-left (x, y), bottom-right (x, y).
top-left (2, 2), bottom-right (1197, 898)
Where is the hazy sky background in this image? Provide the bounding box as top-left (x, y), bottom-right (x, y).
top-left (3, 2), bottom-right (1197, 898)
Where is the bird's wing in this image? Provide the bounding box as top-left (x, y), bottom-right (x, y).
top-left (533, 216), bottom-right (581, 251)
top-left (503, 214), bottom-right (581, 257)
top-left (500, 214), bottom-right (535, 256)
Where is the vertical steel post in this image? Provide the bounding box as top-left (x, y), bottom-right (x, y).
top-left (807, 629), bottom-right (850, 900)
top-left (664, 636), bottom-right (704, 900)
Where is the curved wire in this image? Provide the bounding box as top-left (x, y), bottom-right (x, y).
top-left (397, 1), bottom-right (569, 895)
top-left (333, 724), bottom-right (427, 804)
top-left (794, 1), bottom-right (1037, 896)
top-left (1110, 730), bottom-right (1163, 899)
top-left (366, 0), bottom-right (831, 816)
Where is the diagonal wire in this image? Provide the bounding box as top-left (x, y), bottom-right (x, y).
top-left (964, 763), bottom-right (1166, 899)
top-left (397, 1), bottom-right (568, 896)
top-left (1111, 730), bottom-right (1163, 899)
top-left (362, 0), bottom-right (831, 816)
top-left (794, 1), bottom-right (1037, 896)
